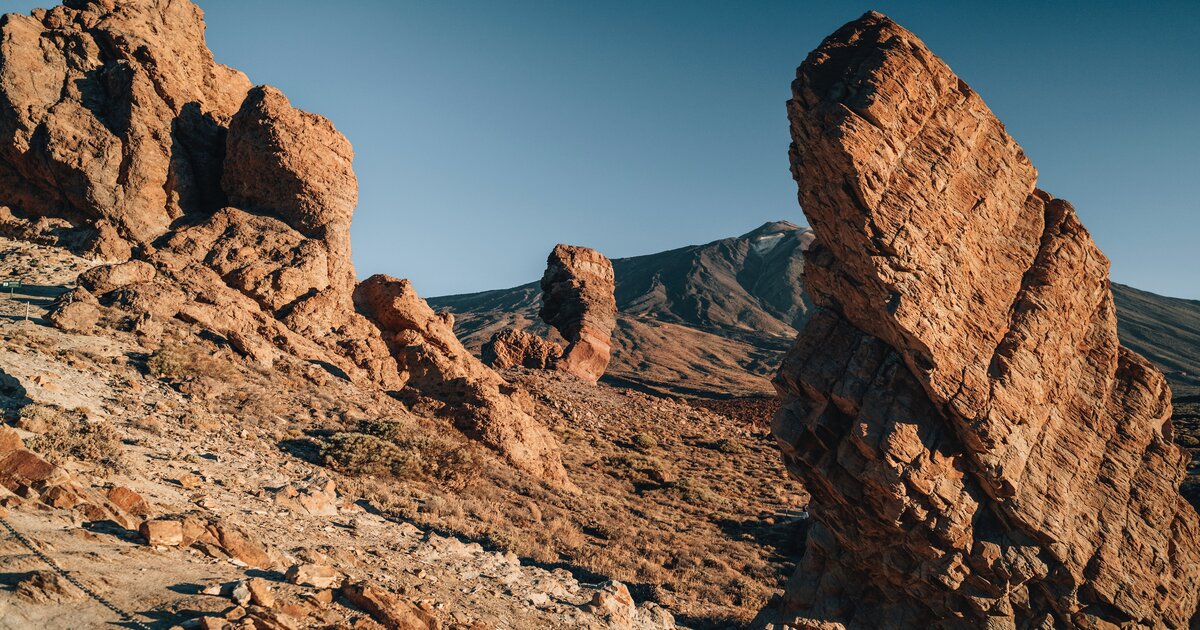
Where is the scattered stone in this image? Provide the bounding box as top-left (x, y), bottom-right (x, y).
top-left (584, 581), bottom-right (637, 625)
top-left (15, 570), bottom-right (85, 604)
top-left (340, 580), bottom-right (439, 630)
top-left (246, 577), bottom-right (276, 608)
top-left (230, 581), bottom-right (251, 606)
top-left (272, 475), bottom-right (338, 517)
top-left (285, 563), bottom-right (341, 589)
top-left (140, 519), bottom-right (184, 547)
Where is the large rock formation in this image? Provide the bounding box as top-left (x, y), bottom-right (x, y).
top-left (761, 11), bottom-right (1200, 629)
top-left (482, 328), bottom-right (563, 370)
top-left (0, 0), bottom-right (568, 487)
top-left (354, 276), bottom-right (572, 488)
top-left (539, 245), bottom-right (617, 384)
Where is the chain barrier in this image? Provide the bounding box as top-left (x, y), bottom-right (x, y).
top-left (0, 515), bottom-right (152, 630)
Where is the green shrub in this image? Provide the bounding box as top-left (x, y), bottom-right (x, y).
top-left (630, 432), bottom-right (658, 451)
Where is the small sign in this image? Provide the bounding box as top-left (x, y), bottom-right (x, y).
top-left (1, 280), bottom-right (20, 289)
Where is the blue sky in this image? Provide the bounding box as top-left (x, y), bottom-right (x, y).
top-left (7, 1), bottom-right (1199, 299)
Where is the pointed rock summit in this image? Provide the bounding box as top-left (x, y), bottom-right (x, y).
top-left (539, 244), bottom-right (617, 384)
top-left (761, 11), bottom-right (1200, 628)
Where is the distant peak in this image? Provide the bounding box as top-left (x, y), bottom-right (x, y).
top-left (740, 221), bottom-right (805, 239)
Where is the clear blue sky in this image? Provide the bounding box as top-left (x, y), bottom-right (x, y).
top-left (8, 2), bottom-right (1199, 299)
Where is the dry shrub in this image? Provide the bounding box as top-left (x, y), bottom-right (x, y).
top-left (321, 418), bottom-right (483, 490)
top-left (630, 432), bottom-right (659, 450)
top-left (22, 404), bottom-right (125, 474)
top-left (147, 340), bottom-right (237, 383)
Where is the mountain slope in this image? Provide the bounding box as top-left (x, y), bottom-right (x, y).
top-left (431, 222), bottom-right (815, 396)
top-left (431, 222), bottom-right (1200, 402)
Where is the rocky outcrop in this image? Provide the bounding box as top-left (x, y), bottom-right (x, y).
top-left (0, 0), bottom-right (566, 486)
top-left (482, 328), bottom-right (562, 370)
top-left (354, 275), bottom-right (573, 488)
top-left (761, 11), bottom-right (1200, 629)
top-left (0, 0), bottom-right (250, 249)
top-left (539, 245), bottom-right (616, 384)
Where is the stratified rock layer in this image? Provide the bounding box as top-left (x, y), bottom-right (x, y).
top-left (539, 245), bottom-right (616, 384)
top-left (762, 11), bottom-right (1200, 629)
top-left (0, 0), bottom-right (567, 487)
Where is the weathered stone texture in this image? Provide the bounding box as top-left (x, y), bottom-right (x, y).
top-left (761, 11), bottom-right (1200, 629)
top-left (1, 0), bottom-right (567, 486)
top-left (539, 244), bottom-right (617, 383)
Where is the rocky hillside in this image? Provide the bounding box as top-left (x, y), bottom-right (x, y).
top-left (432, 222), bottom-right (815, 397)
top-left (433, 224), bottom-right (1200, 403)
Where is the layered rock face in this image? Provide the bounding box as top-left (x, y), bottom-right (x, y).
top-left (539, 245), bottom-right (617, 383)
top-left (763, 11), bottom-right (1200, 629)
top-left (0, 0), bottom-right (567, 486)
top-left (482, 328), bottom-right (563, 370)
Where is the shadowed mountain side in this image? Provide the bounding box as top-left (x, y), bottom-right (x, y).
top-left (1113, 283), bottom-right (1200, 396)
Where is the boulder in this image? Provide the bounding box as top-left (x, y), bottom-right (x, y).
top-left (340, 580), bottom-right (439, 630)
top-left (481, 328), bottom-right (562, 370)
top-left (539, 245), bottom-right (616, 383)
top-left (760, 11), bottom-right (1200, 629)
top-left (139, 519), bottom-right (183, 547)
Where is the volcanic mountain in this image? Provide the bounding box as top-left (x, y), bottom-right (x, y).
top-left (431, 222), bottom-right (1200, 403)
top-left (431, 221), bottom-right (815, 397)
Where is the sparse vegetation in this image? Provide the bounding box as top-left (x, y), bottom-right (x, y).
top-left (147, 340), bottom-right (237, 383)
top-left (321, 418), bottom-right (483, 490)
top-left (630, 432), bottom-right (658, 450)
top-left (21, 403), bottom-right (126, 474)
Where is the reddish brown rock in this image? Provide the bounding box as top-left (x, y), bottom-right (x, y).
top-left (481, 328), bottom-right (563, 370)
top-left (539, 245), bottom-right (616, 383)
top-left (106, 486), bottom-right (150, 517)
top-left (2, 0), bottom-right (566, 489)
top-left (340, 581), bottom-right (439, 630)
top-left (760, 12), bottom-right (1200, 629)
top-left (354, 275), bottom-right (573, 489)
top-left (0, 0), bottom-right (249, 248)
top-left (222, 85), bottom-right (357, 294)
top-left (140, 519), bottom-right (183, 547)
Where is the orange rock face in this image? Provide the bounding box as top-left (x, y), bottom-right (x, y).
top-left (482, 328), bottom-right (563, 370)
top-left (539, 245), bottom-right (617, 384)
top-left (0, 0), bottom-right (567, 486)
top-left (761, 11), bottom-right (1200, 629)
top-left (355, 275), bottom-right (573, 488)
